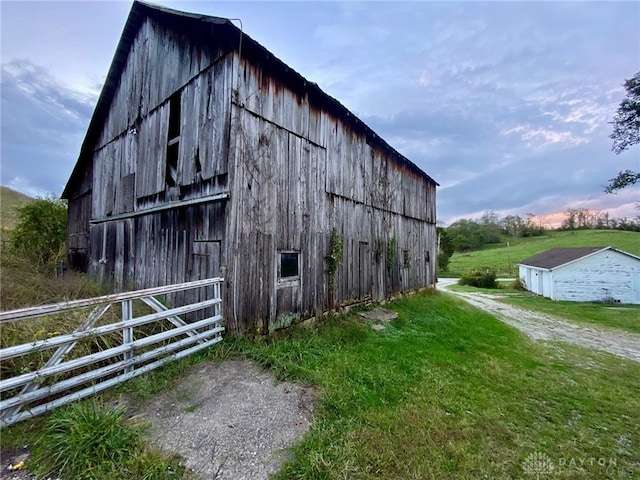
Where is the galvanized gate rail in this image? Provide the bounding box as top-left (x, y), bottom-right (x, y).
top-left (0, 277), bottom-right (224, 427)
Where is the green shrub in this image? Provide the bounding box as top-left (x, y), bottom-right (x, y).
top-left (437, 252), bottom-right (450, 272)
top-left (458, 269), bottom-right (498, 289)
top-left (12, 196), bottom-right (67, 268)
top-left (512, 277), bottom-right (526, 291)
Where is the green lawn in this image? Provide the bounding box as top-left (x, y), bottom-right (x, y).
top-left (4, 290), bottom-right (639, 479)
top-left (224, 291), bottom-right (640, 479)
top-left (446, 229), bottom-right (640, 276)
top-left (447, 281), bottom-right (520, 293)
top-left (496, 294), bottom-right (640, 335)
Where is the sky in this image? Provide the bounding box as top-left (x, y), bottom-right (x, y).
top-left (1, 0), bottom-right (639, 226)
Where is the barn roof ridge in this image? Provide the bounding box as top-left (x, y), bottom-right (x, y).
top-left (518, 245), bottom-right (640, 270)
top-left (63, 0), bottom-right (437, 198)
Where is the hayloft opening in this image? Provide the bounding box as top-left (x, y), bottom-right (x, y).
top-left (166, 91), bottom-right (181, 187)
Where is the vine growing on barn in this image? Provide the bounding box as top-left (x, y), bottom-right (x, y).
top-left (386, 233), bottom-right (397, 274)
top-left (327, 228), bottom-right (343, 289)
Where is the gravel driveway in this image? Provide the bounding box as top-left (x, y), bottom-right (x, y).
top-left (438, 281), bottom-right (640, 363)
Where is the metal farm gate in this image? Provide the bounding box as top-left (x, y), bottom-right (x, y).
top-left (0, 278), bottom-right (224, 427)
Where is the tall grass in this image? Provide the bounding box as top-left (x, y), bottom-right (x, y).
top-left (0, 241), bottom-right (189, 429)
top-left (0, 244), bottom-right (121, 387)
top-left (1, 233), bottom-right (194, 480)
top-left (0, 245), bottom-right (106, 311)
top-left (30, 400), bottom-right (186, 480)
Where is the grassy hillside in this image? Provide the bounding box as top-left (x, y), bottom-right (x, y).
top-left (446, 229), bottom-right (640, 276)
top-left (1, 186), bottom-right (33, 230)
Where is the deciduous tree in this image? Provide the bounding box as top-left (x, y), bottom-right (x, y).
top-left (607, 71), bottom-right (640, 193)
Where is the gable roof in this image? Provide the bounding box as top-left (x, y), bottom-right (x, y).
top-left (519, 247), bottom-right (606, 269)
top-left (62, 0), bottom-right (437, 198)
top-left (518, 246), bottom-right (640, 270)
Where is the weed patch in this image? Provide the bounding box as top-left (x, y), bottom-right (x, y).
top-left (29, 400), bottom-right (186, 480)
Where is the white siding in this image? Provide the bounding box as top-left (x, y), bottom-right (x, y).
top-left (519, 265), bottom-right (552, 297)
top-left (552, 250), bottom-right (640, 304)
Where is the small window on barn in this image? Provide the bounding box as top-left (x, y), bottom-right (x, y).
top-left (279, 252), bottom-right (299, 280)
top-left (166, 91), bottom-right (181, 187)
top-left (403, 250), bottom-right (411, 268)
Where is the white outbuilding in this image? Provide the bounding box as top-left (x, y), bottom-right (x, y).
top-left (518, 246), bottom-right (640, 304)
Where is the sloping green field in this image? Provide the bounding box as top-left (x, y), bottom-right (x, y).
top-left (1, 186), bottom-right (33, 230)
top-left (446, 229), bottom-right (640, 276)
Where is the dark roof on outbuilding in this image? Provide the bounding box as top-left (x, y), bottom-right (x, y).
top-left (62, 0), bottom-right (438, 198)
top-left (518, 247), bottom-right (607, 269)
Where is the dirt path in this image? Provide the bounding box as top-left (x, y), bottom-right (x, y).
top-left (131, 360), bottom-right (315, 480)
top-left (439, 283), bottom-right (640, 363)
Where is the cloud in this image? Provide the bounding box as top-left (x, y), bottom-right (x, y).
top-left (502, 125), bottom-right (588, 148)
top-left (0, 0), bottom-right (637, 224)
top-left (1, 59), bottom-right (95, 196)
top-left (5, 177), bottom-right (49, 199)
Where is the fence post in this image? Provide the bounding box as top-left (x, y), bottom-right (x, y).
top-left (122, 299), bottom-right (134, 374)
top-left (214, 280), bottom-right (222, 340)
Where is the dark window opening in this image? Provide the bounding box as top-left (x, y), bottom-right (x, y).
top-left (426, 251), bottom-right (430, 263)
top-left (194, 147), bottom-right (202, 174)
top-left (403, 250), bottom-right (410, 268)
top-left (280, 252), bottom-right (299, 279)
top-left (168, 92), bottom-right (181, 140)
top-left (166, 91), bottom-right (181, 187)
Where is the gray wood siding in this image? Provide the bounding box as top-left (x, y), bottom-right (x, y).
top-left (89, 47), bottom-right (234, 220)
top-left (235, 62), bottom-right (321, 145)
top-left (71, 17), bottom-right (235, 310)
top-left (326, 117), bottom-right (433, 222)
top-left (68, 19), bottom-right (436, 333)
top-left (135, 103), bottom-right (167, 199)
top-left (226, 54), bottom-right (437, 331)
top-left (96, 18), bottom-right (230, 150)
top-left (178, 61), bottom-right (232, 184)
top-left (88, 202), bottom-right (227, 309)
top-left (66, 190), bottom-right (92, 272)
top-left (66, 155), bottom-right (93, 272)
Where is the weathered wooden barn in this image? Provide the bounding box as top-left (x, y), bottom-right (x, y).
top-left (518, 246), bottom-right (640, 304)
top-left (62, 1), bottom-right (438, 332)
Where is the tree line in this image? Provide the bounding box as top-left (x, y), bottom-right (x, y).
top-left (445, 211), bottom-right (545, 253)
top-left (560, 208), bottom-right (640, 232)
top-left (436, 209), bottom-right (639, 272)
